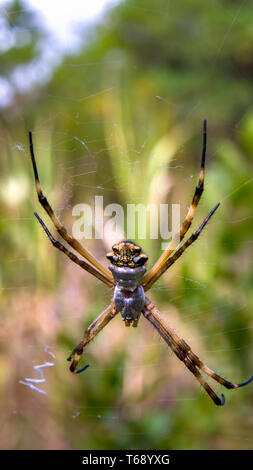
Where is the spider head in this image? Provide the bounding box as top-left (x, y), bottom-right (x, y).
top-left (106, 240), bottom-right (148, 268)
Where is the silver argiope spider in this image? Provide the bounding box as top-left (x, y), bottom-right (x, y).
top-left (28, 121), bottom-right (253, 406)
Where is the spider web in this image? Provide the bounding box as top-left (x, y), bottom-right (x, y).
top-left (1, 0), bottom-right (253, 451)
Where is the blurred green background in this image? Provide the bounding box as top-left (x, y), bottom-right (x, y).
top-left (1, 0), bottom-right (253, 450)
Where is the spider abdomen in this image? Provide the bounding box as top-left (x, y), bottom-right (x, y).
top-left (109, 264), bottom-right (146, 325)
top-left (113, 285), bottom-right (145, 324)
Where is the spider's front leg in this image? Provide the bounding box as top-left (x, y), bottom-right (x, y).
top-left (28, 131), bottom-right (113, 285)
top-left (142, 120), bottom-right (207, 289)
top-left (67, 302), bottom-right (118, 373)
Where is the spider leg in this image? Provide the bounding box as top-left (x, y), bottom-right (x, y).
top-left (34, 212), bottom-right (113, 287)
top-left (142, 299), bottom-right (253, 405)
top-left (142, 120), bottom-right (207, 288)
top-left (193, 357), bottom-right (253, 390)
top-left (67, 302), bottom-right (118, 373)
top-left (29, 131), bottom-right (113, 284)
top-left (143, 202), bottom-right (220, 291)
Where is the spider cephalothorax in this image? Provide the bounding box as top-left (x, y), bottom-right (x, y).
top-left (106, 240), bottom-right (148, 268)
top-left (28, 120), bottom-right (253, 405)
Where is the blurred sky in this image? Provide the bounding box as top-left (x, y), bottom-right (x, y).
top-left (0, 0), bottom-right (120, 106)
top-left (0, 0), bottom-right (119, 50)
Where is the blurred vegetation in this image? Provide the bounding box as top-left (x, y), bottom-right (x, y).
top-left (0, 0), bottom-right (253, 450)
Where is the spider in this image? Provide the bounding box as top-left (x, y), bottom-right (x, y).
top-left (28, 120), bottom-right (253, 406)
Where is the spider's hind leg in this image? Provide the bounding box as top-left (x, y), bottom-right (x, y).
top-left (196, 359), bottom-right (253, 392)
top-left (67, 302), bottom-right (118, 373)
top-left (142, 298), bottom-right (253, 405)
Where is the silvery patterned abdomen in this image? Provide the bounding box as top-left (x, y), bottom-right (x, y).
top-left (109, 264), bottom-right (146, 324)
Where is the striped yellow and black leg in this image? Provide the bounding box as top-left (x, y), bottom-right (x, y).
top-left (67, 302), bottom-right (118, 373)
top-left (192, 353), bottom-right (253, 394)
top-left (143, 202), bottom-right (220, 291)
top-left (142, 299), bottom-right (253, 405)
top-left (29, 131), bottom-right (113, 285)
top-left (142, 120), bottom-right (207, 289)
top-left (35, 213), bottom-right (113, 287)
